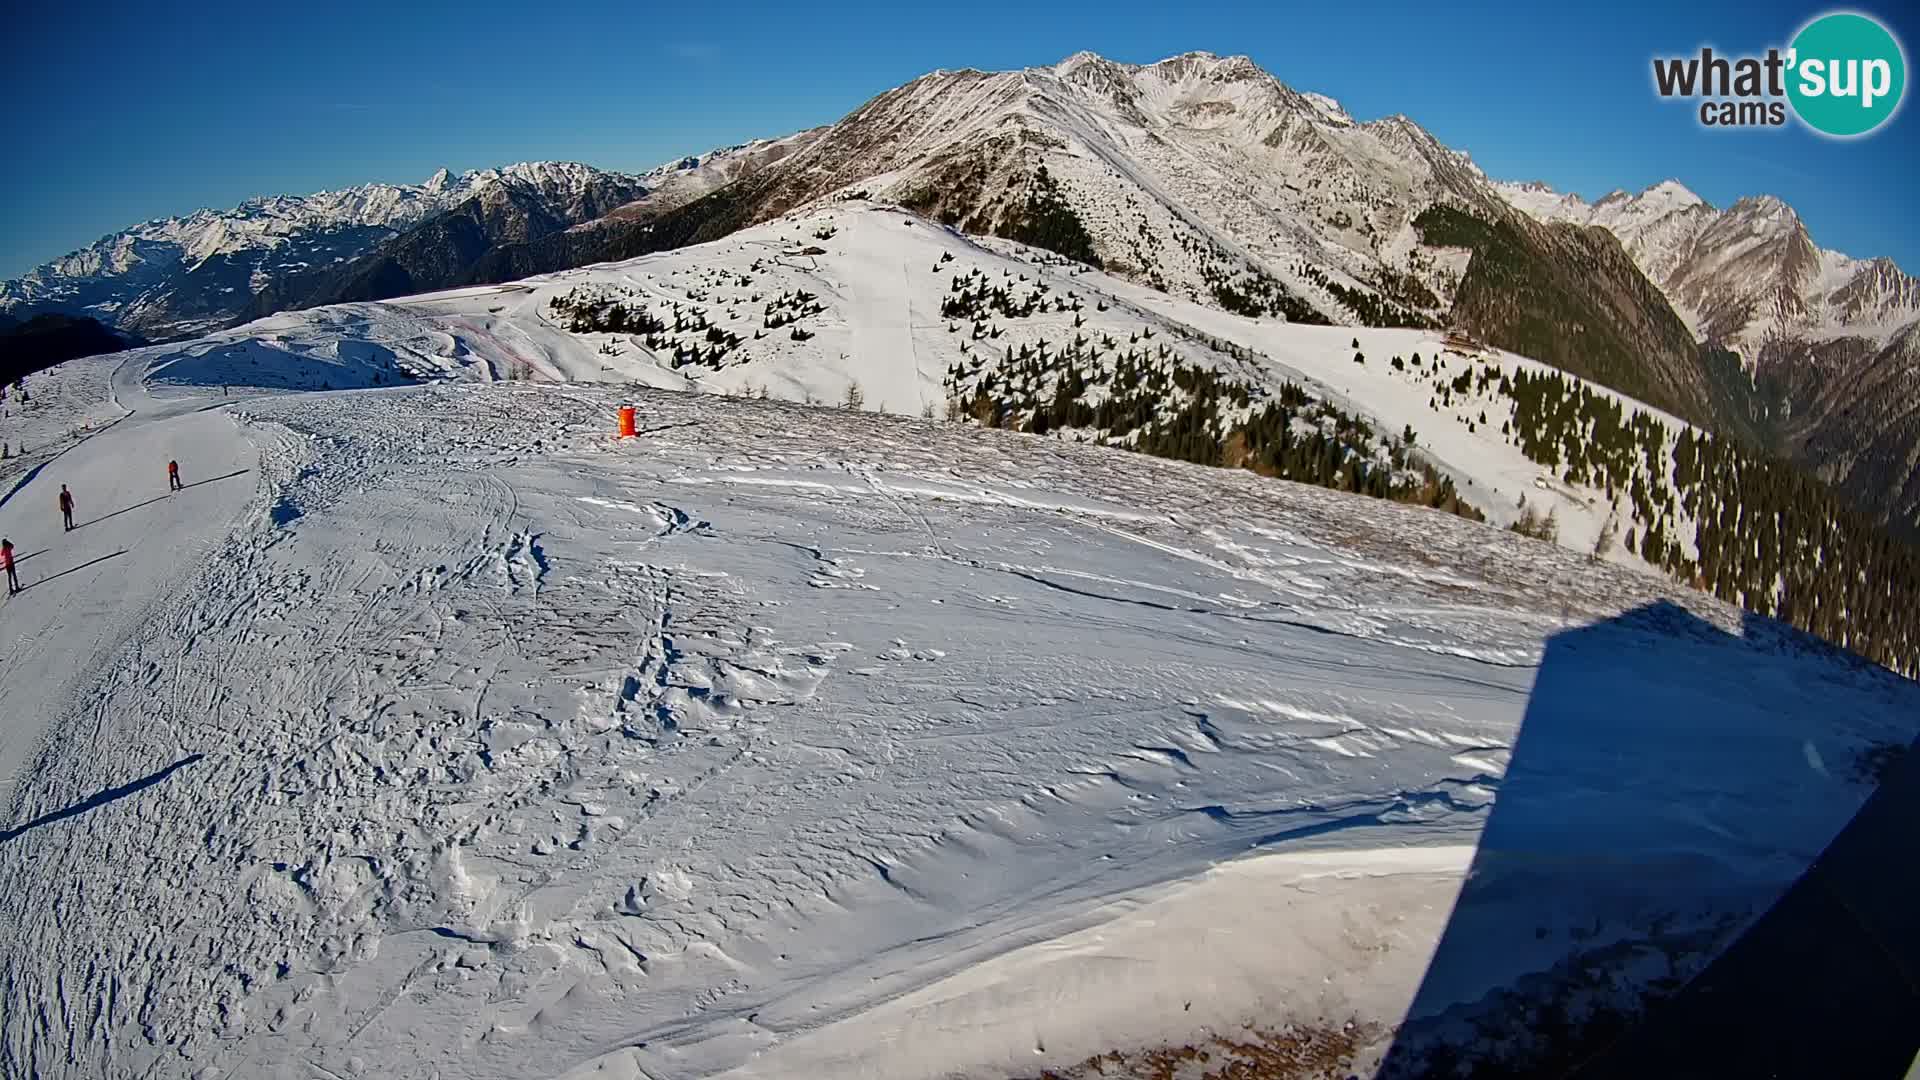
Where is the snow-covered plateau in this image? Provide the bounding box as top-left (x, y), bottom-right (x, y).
top-left (0, 205), bottom-right (1915, 1080)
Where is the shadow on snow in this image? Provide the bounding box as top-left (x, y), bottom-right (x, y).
top-left (1375, 599), bottom-right (1920, 1078)
top-left (18, 549), bottom-right (127, 591)
top-left (0, 755), bottom-right (206, 845)
top-left (76, 468), bottom-right (252, 529)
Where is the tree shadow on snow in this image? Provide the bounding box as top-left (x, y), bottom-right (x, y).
top-left (0, 754), bottom-right (205, 845)
top-left (1374, 599), bottom-right (1920, 1079)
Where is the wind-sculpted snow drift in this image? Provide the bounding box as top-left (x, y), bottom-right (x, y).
top-left (0, 345), bottom-right (1914, 1078)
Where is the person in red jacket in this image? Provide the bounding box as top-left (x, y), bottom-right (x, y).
top-left (58, 484), bottom-right (74, 531)
top-left (2, 538), bottom-right (17, 595)
top-left (168, 460), bottom-right (182, 492)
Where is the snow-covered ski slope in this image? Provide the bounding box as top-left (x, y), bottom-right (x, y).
top-left (117, 202), bottom-right (1707, 575)
top-left (0, 352), bottom-right (134, 496)
top-left (0, 354), bottom-right (256, 807)
top-left (0, 339), bottom-right (1915, 1078)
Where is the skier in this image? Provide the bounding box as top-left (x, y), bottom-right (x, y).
top-left (168, 460), bottom-right (182, 491)
top-left (1, 539), bottom-right (17, 595)
top-left (58, 484), bottom-right (74, 531)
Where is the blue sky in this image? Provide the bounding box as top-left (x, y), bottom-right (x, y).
top-left (3, 1), bottom-right (1915, 280)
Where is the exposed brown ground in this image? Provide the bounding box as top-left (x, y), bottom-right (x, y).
top-left (1017, 1021), bottom-right (1376, 1080)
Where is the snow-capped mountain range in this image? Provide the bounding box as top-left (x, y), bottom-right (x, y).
top-left (617, 48), bottom-right (1907, 536)
top-left (0, 162), bottom-right (643, 339)
top-left (523, 51), bottom-right (1746, 437)
top-left (664, 50), bottom-right (1507, 317)
top-left (4, 51), bottom-right (1916, 533)
top-left (1492, 176), bottom-right (1920, 538)
top-left (11, 52), bottom-right (1913, 362)
top-left (1494, 178), bottom-right (1920, 357)
top-left (12, 51), bottom-right (1911, 368)
top-left (617, 129), bottom-right (827, 219)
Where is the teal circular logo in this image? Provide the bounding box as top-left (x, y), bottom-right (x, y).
top-left (1787, 12), bottom-right (1906, 136)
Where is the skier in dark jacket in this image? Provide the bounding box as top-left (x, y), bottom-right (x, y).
top-left (58, 485), bottom-right (74, 531)
top-left (168, 460), bottom-right (182, 492)
top-left (2, 538), bottom-right (17, 594)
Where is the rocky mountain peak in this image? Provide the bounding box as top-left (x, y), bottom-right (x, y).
top-left (1642, 178), bottom-right (1704, 208)
top-left (1050, 50), bottom-right (1141, 101)
top-left (1300, 92), bottom-right (1354, 126)
top-left (1724, 194), bottom-right (1798, 226)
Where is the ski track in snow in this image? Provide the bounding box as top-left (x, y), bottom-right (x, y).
top-left (0, 369), bottom-right (1915, 1076)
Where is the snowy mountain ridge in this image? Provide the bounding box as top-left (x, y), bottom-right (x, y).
top-left (27, 161), bottom-right (624, 273)
top-left (664, 48), bottom-right (1512, 332)
top-left (1492, 176), bottom-right (1920, 355)
top-left (0, 161), bottom-right (643, 338)
top-left (1492, 175), bottom-right (1920, 537)
top-left (70, 201), bottom-right (1736, 589)
top-left (12, 50), bottom-right (1911, 368)
top-left (94, 194), bottom-right (1920, 677)
top-left (701, 46), bottom-right (1909, 536)
top-left (608, 129), bottom-right (830, 222)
